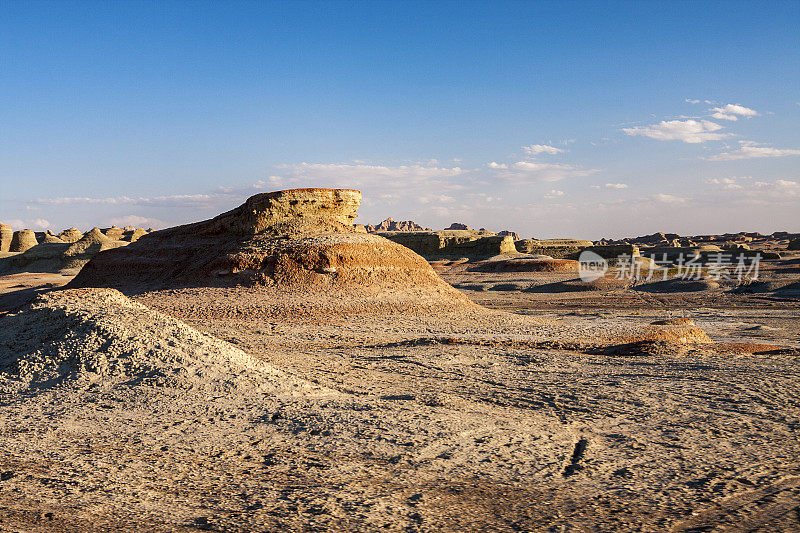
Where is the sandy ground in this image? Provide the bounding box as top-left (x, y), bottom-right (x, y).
top-left (0, 259), bottom-right (798, 532)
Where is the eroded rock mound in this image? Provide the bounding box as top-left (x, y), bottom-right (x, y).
top-left (58, 227), bottom-right (84, 243)
top-left (70, 189), bottom-right (470, 314)
top-left (470, 256), bottom-right (579, 273)
top-left (0, 288), bottom-right (283, 392)
top-left (0, 223), bottom-right (13, 252)
top-left (10, 230), bottom-right (38, 253)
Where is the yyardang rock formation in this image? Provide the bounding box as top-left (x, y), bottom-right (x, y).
top-left (70, 188), bottom-right (471, 315)
top-left (0, 223), bottom-right (12, 253)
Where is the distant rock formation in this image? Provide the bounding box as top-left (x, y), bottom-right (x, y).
top-left (1, 226), bottom-right (130, 275)
top-left (103, 226), bottom-right (124, 240)
top-left (125, 228), bottom-right (148, 242)
top-left (0, 223), bottom-right (12, 252)
top-left (10, 230), bottom-right (38, 253)
top-left (58, 228), bottom-right (84, 243)
top-left (514, 239), bottom-right (634, 260)
top-left (498, 230), bottom-right (519, 241)
top-left (446, 222), bottom-right (470, 231)
top-left (378, 230), bottom-right (516, 260)
top-left (364, 218), bottom-right (429, 233)
top-left (41, 232), bottom-right (65, 244)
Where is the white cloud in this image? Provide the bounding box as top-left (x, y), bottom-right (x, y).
top-left (652, 193), bottom-right (688, 204)
top-left (3, 218), bottom-right (51, 230)
top-left (418, 195), bottom-right (456, 204)
top-left (685, 98), bottom-right (700, 104)
top-left (701, 177), bottom-right (800, 205)
top-left (488, 161), bottom-right (508, 169)
top-left (276, 162), bottom-right (467, 187)
top-left (605, 183), bottom-right (628, 189)
top-left (706, 177), bottom-right (743, 190)
top-left (107, 214), bottom-right (166, 229)
top-left (622, 120), bottom-right (730, 143)
top-left (32, 194), bottom-right (220, 207)
top-left (544, 190), bottom-right (565, 199)
top-left (709, 104), bottom-right (759, 121)
top-left (704, 142), bottom-right (800, 161)
top-left (490, 161), bottom-right (597, 183)
top-left (523, 144), bottom-right (563, 156)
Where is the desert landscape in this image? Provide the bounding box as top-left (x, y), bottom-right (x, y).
top-left (1, 188), bottom-right (798, 531)
top-left (3, 2), bottom-right (799, 531)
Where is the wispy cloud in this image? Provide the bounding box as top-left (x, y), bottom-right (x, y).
top-left (32, 194), bottom-right (221, 208)
top-left (709, 103), bottom-right (759, 121)
top-left (523, 144), bottom-right (563, 156)
top-left (605, 183), bottom-right (628, 189)
top-left (107, 214), bottom-right (167, 229)
top-left (488, 161), bottom-right (597, 183)
top-left (544, 189), bottom-right (565, 199)
top-left (704, 141), bottom-right (800, 161)
top-left (705, 177), bottom-right (743, 190)
top-left (652, 193), bottom-right (688, 204)
top-left (622, 119), bottom-right (731, 143)
top-left (275, 162), bottom-right (467, 188)
top-left (4, 218), bottom-right (51, 230)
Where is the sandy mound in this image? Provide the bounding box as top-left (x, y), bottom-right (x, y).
top-left (524, 277), bottom-right (631, 293)
top-left (471, 256), bottom-right (579, 273)
top-left (635, 278), bottom-right (721, 293)
top-left (70, 189), bottom-right (472, 315)
top-left (57, 227), bottom-right (84, 243)
top-left (0, 288), bottom-right (284, 392)
top-left (61, 227), bottom-right (128, 271)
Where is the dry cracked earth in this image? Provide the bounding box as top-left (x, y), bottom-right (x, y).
top-left (0, 258), bottom-right (799, 532)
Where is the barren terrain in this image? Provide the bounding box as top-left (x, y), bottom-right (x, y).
top-left (0, 191), bottom-right (798, 532)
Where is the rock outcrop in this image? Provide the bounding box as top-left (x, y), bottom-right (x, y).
top-left (9, 230), bottom-right (38, 253)
top-left (57, 228), bottom-right (84, 243)
top-left (1, 227), bottom-right (130, 274)
top-left (41, 232), bottom-right (64, 244)
top-left (0, 223), bottom-right (12, 253)
top-left (103, 226), bottom-right (124, 240)
top-left (124, 228), bottom-right (148, 242)
top-left (498, 230), bottom-right (519, 241)
top-left (70, 189), bottom-right (471, 315)
top-left (379, 230), bottom-right (517, 260)
top-left (364, 218), bottom-right (429, 232)
top-left (446, 222), bottom-right (470, 231)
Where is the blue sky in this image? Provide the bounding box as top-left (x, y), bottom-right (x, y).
top-left (1, 0), bottom-right (798, 239)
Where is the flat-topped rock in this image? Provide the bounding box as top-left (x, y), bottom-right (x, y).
top-left (205, 188), bottom-right (361, 235)
top-left (9, 230), bottom-right (38, 253)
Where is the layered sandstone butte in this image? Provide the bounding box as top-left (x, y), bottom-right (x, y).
top-left (0, 223), bottom-right (12, 252)
top-left (70, 189), bottom-right (469, 314)
top-left (9, 229), bottom-right (38, 253)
